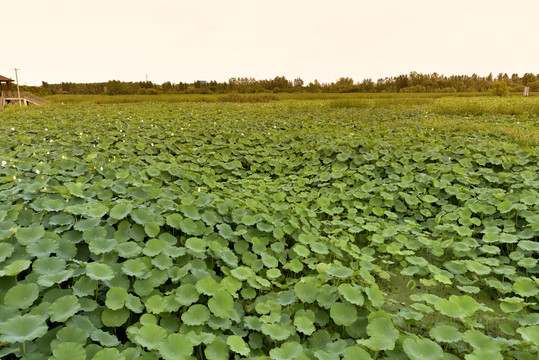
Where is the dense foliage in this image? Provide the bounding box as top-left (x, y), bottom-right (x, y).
top-left (40, 72), bottom-right (539, 95)
top-left (0, 102), bottom-right (538, 359)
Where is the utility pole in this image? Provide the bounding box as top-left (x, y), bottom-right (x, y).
top-left (13, 68), bottom-right (21, 107)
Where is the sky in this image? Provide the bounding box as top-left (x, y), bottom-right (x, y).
top-left (2, 0), bottom-right (538, 86)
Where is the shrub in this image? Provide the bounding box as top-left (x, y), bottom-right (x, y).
top-left (491, 81), bottom-right (509, 96)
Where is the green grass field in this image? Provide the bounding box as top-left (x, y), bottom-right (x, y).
top-left (0, 97), bottom-right (538, 359)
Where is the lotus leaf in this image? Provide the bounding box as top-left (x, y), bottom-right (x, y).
top-left (402, 338), bottom-right (444, 360)
top-left (269, 341), bottom-right (303, 360)
top-left (48, 295), bottom-right (80, 322)
top-left (51, 342), bottom-right (86, 360)
top-left (429, 324), bottom-right (463, 343)
top-left (135, 323), bottom-right (167, 350)
top-left (208, 289), bottom-right (234, 318)
top-left (91, 348), bottom-right (125, 360)
top-left (158, 333), bottom-right (194, 360)
top-left (15, 226), bottom-right (45, 245)
top-left (0, 314), bottom-right (48, 343)
top-left (4, 283), bottom-right (39, 309)
top-left (227, 335), bottom-right (250, 356)
top-left (102, 308), bottom-right (130, 327)
top-left (86, 263), bottom-right (115, 281)
top-left (182, 304), bottom-right (210, 325)
top-left (434, 295), bottom-right (480, 320)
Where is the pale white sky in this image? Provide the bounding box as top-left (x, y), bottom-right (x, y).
top-left (2, 0), bottom-right (538, 86)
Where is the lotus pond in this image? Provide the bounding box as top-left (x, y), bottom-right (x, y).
top-left (0, 102), bottom-right (538, 360)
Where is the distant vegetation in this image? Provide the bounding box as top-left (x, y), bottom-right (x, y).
top-left (36, 72), bottom-right (539, 96)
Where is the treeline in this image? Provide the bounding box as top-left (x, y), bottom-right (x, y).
top-left (40, 72), bottom-right (539, 95)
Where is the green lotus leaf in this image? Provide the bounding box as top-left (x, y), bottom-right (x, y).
top-left (88, 237), bottom-right (116, 255)
top-left (497, 200), bottom-right (513, 213)
top-left (326, 265), bottom-right (353, 278)
top-left (37, 269), bottom-right (74, 287)
top-left (66, 182), bottom-right (85, 198)
top-left (55, 326), bottom-right (89, 345)
top-left (91, 348), bottom-right (125, 360)
top-left (158, 333), bottom-right (194, 360)
top-left (121, 258), bottom-right (149, 277)
top-left (135, 323), bottom-right (167, 350)
top-left (4, 283), bottom-right (39, 309)
top-left (109, 201), bottom-right (133, 220)
top-left (0, 260), bottom-right (32, 277)
top-left (181, 205), bottom-right (201, 220)
top-left (130, 207), bottom-right (157, 225)
top-left (227, 335), bottom-right (250, 356)
top-left (197, 277), bottom-right (219, 296)
top-left (294, 315), bottom-right (316, 335)
top-left (15, 225), bottom-right (45, 245)
top-left (180, 218), bottom-right (198, 235)
top-left (165, 213), bottom-right (183, 229)
top-left (231, 266), bottom-right (255, 281)
top-left (105, 287), bottom-right (128, 310)
top-left (465, 261), bottom-right (491, 275)
top-left (292, 244), bottom-right (310, 258)
top-left (208, 289), bottom-right (234, 318)
top-left (330, 302), bottom-right (357, 326)
top-left (269, 341), bottom-right (303, 360)
top-left (261, 323), bottom-right (294, 341)
top-left (87, 203), bottom-right (109, 218)
top-left (422, 194), bottom-right (438, 203)
top-left (52, 342), bottom-right (86, 360)
top-left (338, 283), bottom-right (364, 306)
top-left (42, 197), bottom-right (65, 212)
top-left (0, 314), bottom-right (48, 343)
top-left (186, 329), bottom-right (216, 345)
top-left (86, 263), bottom-right (115, 281)
top-left (365, 285), bottom-right (384, 308)
top-left (201, 210), bottom-right (221, 226)
top-left (117, 241), bottom-right (143, 258)
top-left (202, 336), bottom-right (228, 360)
top-left (185, 237), bottom-right (207, 253)
top-left (145, 294), bottom-right (168, 314)
top-left (101, 308), bottom-right (130, 327)
top-left (49, 295), bottom-right (81, 322)
top-left (517, 325), bottom-right (539, 346)
top-left (83, 226), bottom-right (107, 242)
top-left (513, 277), bottom-right (539, 297)
top-left (143, 238), bottom-right (166, 256)
top-left (358, 316), bottom-right (399, 351)
top-left (464, 348), bottom-right (503, 360)
top-left (90, 328), bottom-right (120, 347)
top-left (267, 268), bottom-right (282, 279)
top-left (125, 293), bottom-right (144, 313)
top-left (294, 278), bottom-right (319, 303)
top-left (144, 221), bottom-right (160, 237)
top-left (518, 240), bottom-right (539, 252)
top-left (0, 243), bottom-right (14, 262)
top-left (402, 338), bottom-right (444, 360)
top-left (429, 324), bottom-right (463, 343)
top-left (174, 283), bottom-right (199, 306)
top-left (49, 212), bottom-right (75, 226)
top-left (33, 256), bottom-right (66, 274)
top-left (182, 304), bottom-right (210, 325)
top-left (434, 295), bottom-right (480, 320)
top-left (343, 346), bottom-right (372, 360)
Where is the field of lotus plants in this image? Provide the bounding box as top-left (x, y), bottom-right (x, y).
top-left (0, 101), bottom-right (538, 359)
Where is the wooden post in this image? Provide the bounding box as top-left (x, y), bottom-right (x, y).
top-left (13, 68), bottom-right (22, 107)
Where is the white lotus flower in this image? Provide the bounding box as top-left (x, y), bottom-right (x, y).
top-left (1, 160), bottom-right (6, 166)
top-left (35, 170), bottom-right (40, 174)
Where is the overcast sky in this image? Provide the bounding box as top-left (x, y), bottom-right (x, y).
top-left (2, 0), bottom-right (538, 86)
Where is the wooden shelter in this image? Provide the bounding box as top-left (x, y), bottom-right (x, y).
top-left (0, 75), bottom-right (14, 109)
top-left (1, 74), bottom-right (46, 109)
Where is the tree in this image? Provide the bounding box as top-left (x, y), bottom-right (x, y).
top-left (491, 81), bottom-right (509, 96)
